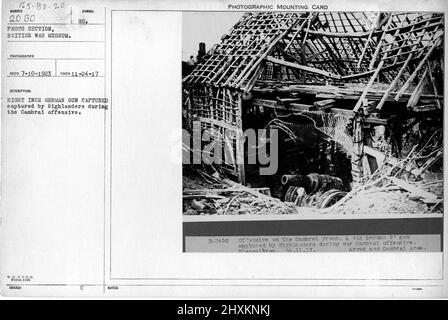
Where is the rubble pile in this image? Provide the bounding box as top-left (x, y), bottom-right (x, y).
top-left (183, 191), bottom-right (301, 216)
top-left (325, 132), bottom-right (444, 215)
top-left (182, 12), bottom-right (444, 217)
top-left (183, 167), bottom-right (305, 215)
top-left (331, 189), bottom-right (433, 215)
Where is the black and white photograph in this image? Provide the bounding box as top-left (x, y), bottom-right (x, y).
top-left (1, 0), bottom-right (447, 299)
top-left (182, 11), bottom-right (444, 253)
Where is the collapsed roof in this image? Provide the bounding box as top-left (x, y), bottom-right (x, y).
top-left (184, 12), bottom-right (444, 106)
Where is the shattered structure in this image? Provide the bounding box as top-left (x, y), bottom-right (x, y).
top-left (183, 12), bottom-right (444, 214)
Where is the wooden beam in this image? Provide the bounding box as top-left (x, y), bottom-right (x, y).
top-left (253, 98), bottom-right (314, 112)
top-left (364, 146), bottom-right (419, 175)
top-left (314, 99), bottom-right (336, 111)
top-left (253, 83), bottom-right (443, 102)
top-left (376, 53), bottom-right (412, 111)
top-left (351, 115), bottom-right (364, 184)
top-left (289, 103), bottom-right (315, 111)
top-left (307, 47), bottom-right (329, 60)
top-left (412, 149), bottom-right (443, 177)
top-left (363, 117), bottom-right (389, 125)
top-left (303, 28), bottom-right (380, 38)
top-left (426, 61), bottom-right (441, 110)
top-left (409, 105), bottom-right (438, 112)
top-left (385, 18), bottom-right (443, 35)
top-left (395, 37), bottom-right (442, 101)
top-left (284, 19), bottom-right (307, 52)
top-left (242, 63), bottom-right (263, 93)
top-left (353, 60), bottom-right (384, 112)
top-left (329, 108), bottom-right (354, 116)
top-left (183, 194), bottom-right (226, 200)
top-left (368, 14), bottom-right (393, 70)
top-left (315, 36), bottom-right (346, 76)
top-left (233, 14), bottom-right (311, 89)
top-left (235, 93), bottom-right (245, 185)
top-left (184, 187), bottom-right (269, 195)
top-left (276, 97), bottom-right (302, 104)
top-left (407, 68), bottom-right (428, 108)
top-left (265, 56), bottom-right (341, 79)
top-left (387, 177), bottom-right (439, 204)
top-left (356, 26), bottom-right (376, 68)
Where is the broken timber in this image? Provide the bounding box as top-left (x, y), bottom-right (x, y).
top-left (387, 177), bottom-right (439, 204)
top-left (184, 12), bottom-right (444, 184)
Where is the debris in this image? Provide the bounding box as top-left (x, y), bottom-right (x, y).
top-left (183, 194), bottom-right (226, 199)
top-left (191, 199), bottom-right (205, 211)
top-left (182, 12), bottom-right (443, 216)
top-left (313, 99), bottom-right (336, 111)
top-left (386, 177), bottom-right (439, 204)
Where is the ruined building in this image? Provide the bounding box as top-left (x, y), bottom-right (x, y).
top-left (183, 12), bottom-right (444, 207)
